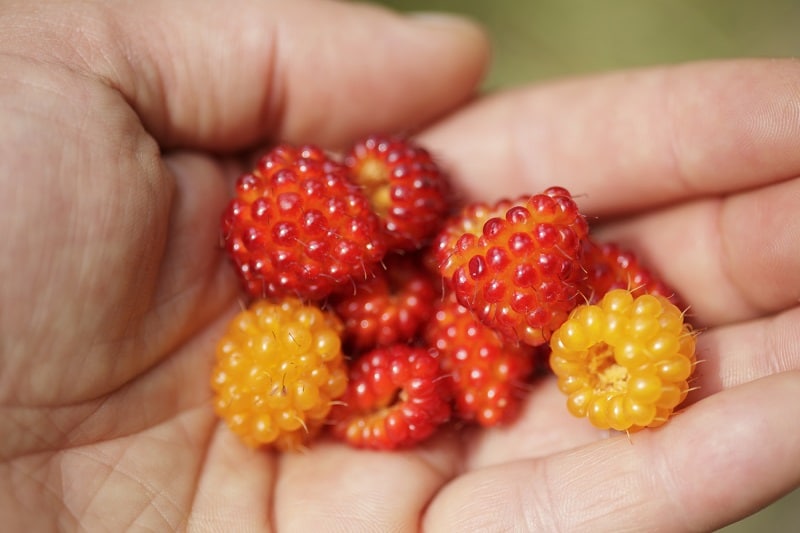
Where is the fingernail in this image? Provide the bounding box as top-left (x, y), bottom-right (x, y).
top-left (408, 11), bottom-right (483, 31)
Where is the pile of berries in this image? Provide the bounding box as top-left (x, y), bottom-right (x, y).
top-left (212, 134), bottom-right (697, 451)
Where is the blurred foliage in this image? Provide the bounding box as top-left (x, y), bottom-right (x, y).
top-left (366, 1), bottom-right (800, 532)
top-left (372, 0), bottom-right (800, 89)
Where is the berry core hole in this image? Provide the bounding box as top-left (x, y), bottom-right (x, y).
top-left (587, 342), bottom-right (629, 393)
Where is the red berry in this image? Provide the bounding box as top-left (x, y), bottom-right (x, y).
top-left (433, 187), bottom-right (589, 346)
top-left (221, 144), bottom-right (387, 301)
top-left (344, 134), bottom-right (452, 251)
top-left (330, 344), bottom-right (451, 449)
top-left (211, 298), bottom-right (349, 450)
top-left (425, 291), bottom-right (536, 426)
top-left (579, 238), bottom-right (682, 306)
top-left (429, 197), bottom-right (523, 278)
top-left (330, 253), bottom-right (439, 353)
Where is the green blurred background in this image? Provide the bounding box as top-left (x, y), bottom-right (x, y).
top-left (375, 0), bottom-right (800, 88)
top-left (367, 1), bottom-right (799, 531)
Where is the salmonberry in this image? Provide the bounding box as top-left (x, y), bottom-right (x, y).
top-left (429, 197), bottom-right (523, 277)
top-left (211, 132), bottom-right (702, 452)
top-left (433, 187), bottom-right (589, 347)
top-left (330, 253), bottom-right (439, 353)
top-left (221, 144), bottom-right (387, 301)
top-left (579, 238), bottom-right (681, 306)
top-left (549, 288), bottom-right (696, 431)
top-left (344, 134), bottom-right (452, 251)
top-left (330, 344), bottom-right (451, 450)
top-left (211, 298), bottom-right (349, 450)
top-left (425, 291), bottom-right (536, 426)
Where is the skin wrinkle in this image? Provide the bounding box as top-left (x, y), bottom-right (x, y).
top-left (705, 196), bottom-right (758, 321)
top-left (57, 397), bottom-right (116, 451)
top-left (73, 124), bottom-right (154, 403)
top-left (72, 3), bottom-right (172, 141)
top-left (184, 422), bottom-right (278, 533)
top-left (151, 156), bottom-right (235, 303)
top-left (62, 448), bottom-right (120, 524)
top-left (561, 442), bottom-right (646, 529)
top-left (2, 299), bottom-right (226, 459)
top-left (114, 2), bottom-right (277, 150)
top-left (3, 456), bottom-right (68, 531)
top-left (732, 320), bottom-right (770, 381)
top-left (413, 432), bottom-right (465, 483)
top-left (752, 61), bottom-right (800, 152)
top-left (0, 2), bottom-right (137, 105)
top-left (763, 313), bottom-right (793, 380)
top-left (659, 67), bottom-right (698, 202)
top-left (6, 74), bottom-right (169, 408)
top-left (93, 458), bottom-right (167, 531)
top-left (141, 431), bottom-right (205, 531)
top-left (643, 431), bottom-right (698, 533)
top-left (249, 20), bottom-right (283, 150)
top-left (717, 195), bottom-right (757, 315)
top-left (63, 414), bottom-right (210, 531)
top-left (520, 459), bottom-right (564, 532)
top-left (266, 449), bottom-right (279, 533)
top-left (716, 182), bottom-right (795, 318)
top-left (0, 396), bottom-right (115, 460)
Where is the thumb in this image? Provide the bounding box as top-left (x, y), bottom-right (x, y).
top-left (1, 0), bottom-right (489, 150)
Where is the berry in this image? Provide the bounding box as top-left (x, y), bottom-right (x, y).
top-left (428, 196), bottom-right (523, 276)
top-left (425, 291), bottom-right (536, 426)
top-left (211, 298), bottom-right (349, 450)
top-left (548, 288), bottom-right (696, 432)
top-left (433, 187), bottom-right (589, 347)
top-left (344, 134), bottom-right (451, 251)
top-left (330, 344), bottom-right (451, 450)
top-left (330, 253), bottom-right (439, 353)
top-left (579, 238), bottom-right (681, 305)
top-left (221, 144), bottom-right (387, 301)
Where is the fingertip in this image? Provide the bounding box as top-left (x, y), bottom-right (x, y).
top-left (409, 10), bottom-right (492, 85)
top-left (272, 5), bottom-right (492, 148)
top-left (407, 10), bottom-right (491, 57)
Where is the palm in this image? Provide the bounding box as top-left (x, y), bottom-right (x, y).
top-left (0, 2), bottom-right (485, 529)
top-left (0, 44), bottom-right (635, 531)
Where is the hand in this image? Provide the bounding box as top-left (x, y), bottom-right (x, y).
top-left (2, 1), bottom-right (798, 532)
top-left (0, 0), bottom-right (486, 530)
top-left (417, 58), bottom-right (800, 531)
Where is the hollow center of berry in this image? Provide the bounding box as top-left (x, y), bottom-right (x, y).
top-left (587, 342), bottom-right (629, 393)
top-left (355, 158), bottom-right (391, 218)
top-left (366, 388), bottom-right (406, 423)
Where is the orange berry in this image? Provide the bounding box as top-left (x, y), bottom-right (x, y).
top-left (549, 289), bottom-right (696, 431)
top-left (211, 298), bottom-right (348, 450)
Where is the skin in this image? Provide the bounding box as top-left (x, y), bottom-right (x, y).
top-left (0, 0), bottom-right (798, 531)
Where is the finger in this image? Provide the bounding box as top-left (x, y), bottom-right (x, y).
top-left (461, 377), bottom-right (607, 471)
top-left (592, 175), bottom-right (800, 325)
top-left (423, 372), bottom-right (800, 532)
top-left (419, 59), bottom-right (800, 215)
top-left (689, 307), bottom-right (800, 403)
top-left (189, 424), bottom-right (278, 531)
top-left (273, 435), bottom-right (461, 531)
top-left (53, 406), bottom-right (217, 531)
top-left (1, 0), bottom-right (488, 150)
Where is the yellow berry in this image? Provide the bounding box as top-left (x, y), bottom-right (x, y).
top-left (549, 289), bottom-right (696, 431)
top-left (211, 298), bottom-right (347, 450)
